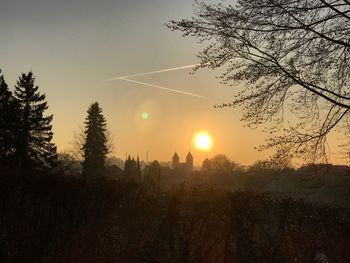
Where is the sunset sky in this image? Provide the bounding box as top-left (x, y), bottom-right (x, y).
top-left (2, 0), bottom-right (342, 166)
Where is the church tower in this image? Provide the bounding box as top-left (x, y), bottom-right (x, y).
top-left (172, 152), bottom-right (179, 169)
top-left (186, 152), bottom-right (193, 171)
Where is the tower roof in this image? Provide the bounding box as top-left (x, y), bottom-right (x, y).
top-left (186, 151), bottom-right (193, 158)
top-left (173, 152), bottom-right (179, 159)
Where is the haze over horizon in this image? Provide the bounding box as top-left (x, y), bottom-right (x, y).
top-left (0, 0), bottom-right (344, 166)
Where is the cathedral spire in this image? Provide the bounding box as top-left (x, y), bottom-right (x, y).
top-left (186, 151), bottom-right (193, 171)
top-left (172, 152), bottom-right (179, 169)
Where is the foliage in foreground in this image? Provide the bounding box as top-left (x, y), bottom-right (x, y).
top-left (0, 168), bottom-right (349, 263)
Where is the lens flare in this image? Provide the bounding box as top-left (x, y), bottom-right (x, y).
top-left (142, 112), bottom-right (149, 120)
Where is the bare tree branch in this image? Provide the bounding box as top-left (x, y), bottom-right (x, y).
top-left (168, 0), bottom-right (350, 163)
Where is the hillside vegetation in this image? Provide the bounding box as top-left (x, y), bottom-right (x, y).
top-left (0, 166), bottom-right (349, 262)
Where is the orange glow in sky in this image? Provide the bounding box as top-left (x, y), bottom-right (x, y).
top-left (0, 0), bottom-right (285, 166)
top-left (193, 131), bottom-right (213, 151)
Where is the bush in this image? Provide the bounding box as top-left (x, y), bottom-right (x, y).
top-left (0, 168), bottom-right (349, 262)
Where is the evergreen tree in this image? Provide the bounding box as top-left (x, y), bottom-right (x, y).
top-left (14, 72), bottom-right (57, 168)
top-left (124, 155), bottom-right (142, 180)
top-left (124, 155), bottom-right (136, 177)
top-left (0, 71), bottom-right (20, 161)
top-left (147, 160), bottom-right (161, 189)
top-left (82, 102), bottom-right (108, 176)
top-left (124, 155), bottom-right (132, 176)
top-left (136, 155), bottom-right (141, 177)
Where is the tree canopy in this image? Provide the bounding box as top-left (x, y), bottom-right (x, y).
top-left (210, 154), bottom-right (235, 175)
top-left (168, 0), bottom-right (350, 163)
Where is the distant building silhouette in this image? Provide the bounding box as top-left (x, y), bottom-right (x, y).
top-left (186, 152), bottom-right (193, 170)
top-left (172, 152), bottom-right (179, 168)
top-left (172, 152), bottom-right (193, 172)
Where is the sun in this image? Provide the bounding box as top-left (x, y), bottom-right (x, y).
top-left (193, 131), bottom-right (213, 151)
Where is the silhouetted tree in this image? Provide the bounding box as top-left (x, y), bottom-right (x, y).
top-left (210, 154), bottom-right (234, 176)
top-left (124, 155), bottom-right (142, 179)
top-left (147, 160), bottom-right (161, 189)
top-left (201, 158), bottom-right (212, 172)
top-left (124, 155), bottom-right (133, 176)
top-left (137, 155), bottom-right (141, 176)
top-left (14, 72), bottom-right (57, 168)
top-left (70, 125), bottom-right (114, 161)
top-left (57, 152), bottom-right (81, 175)
top-left (168, 0), bottom-right (350, 163)
top-left (82, 102), bottom-right (108, 176)
top-left (0, 70), bottom-right (19, 161)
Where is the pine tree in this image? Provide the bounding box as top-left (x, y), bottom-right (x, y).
top-left (136, 155), bottom-right (141, 177)
top-left (82, 102), bottom-right (108, 176)
top-left (0, 70), bottom-right (19, 161)
top-left (124, 155), bottom-right (132, 176)
top-left (14, 72), bottom-right (57, 168)
top-left (124, 155), bottom-right (142, 180)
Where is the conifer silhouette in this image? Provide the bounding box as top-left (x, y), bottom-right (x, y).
top-left (136, 155), bottom-right (141, 177)
top-left (14, 72), bottom-right (57, 168)
top-left (0, 71), bottom-right (19, 160)
top-left (124, 155), bottom-right (142, 179)
top-left (82, 102), bottom-right (108, 176)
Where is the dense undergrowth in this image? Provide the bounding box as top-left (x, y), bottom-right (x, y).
top-left (0, 167), bottom-right (349, 262)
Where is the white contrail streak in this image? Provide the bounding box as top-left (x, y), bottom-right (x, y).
top-left (118, 77), bottom-right (209, 99)
top-left (104, 64), bottom-right (211, 100)
top-left (104, 64), bottom-right (200, 81)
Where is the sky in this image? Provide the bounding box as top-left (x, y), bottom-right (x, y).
top-left (0, 0), bottom-right (312, 166)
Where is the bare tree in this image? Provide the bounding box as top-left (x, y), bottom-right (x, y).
top-left (168, 0), bottom-right (350, 163)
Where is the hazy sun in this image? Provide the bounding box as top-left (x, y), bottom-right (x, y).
top-left (193, 131), bottom-right (213, 151)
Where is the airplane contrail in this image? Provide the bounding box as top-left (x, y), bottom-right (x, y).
top-left (104, 64), bottom-right (211, 100)
top-left (118, 77), bottom-right (209, 99)
top-left (104, 64), bottom-right (200, 81)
